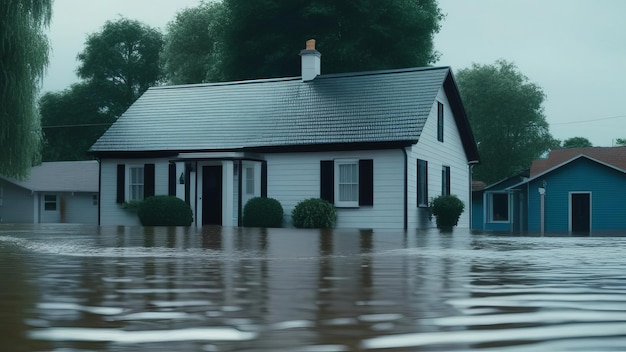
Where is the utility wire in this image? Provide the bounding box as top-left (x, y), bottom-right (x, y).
top-left (551, 114), bottom-right (626, 125)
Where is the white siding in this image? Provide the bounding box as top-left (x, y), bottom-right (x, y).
top-left (406, 87), bottom-right (472, 228)
top-left (100, 158), bottom-right (172, 226)
top-left (266, 149), bottom-right (405, 229)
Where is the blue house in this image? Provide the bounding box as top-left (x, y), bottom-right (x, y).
top-left (474, 147), bottom-right (626, 235)
top-left (471, 171), bottom-right (528, 232)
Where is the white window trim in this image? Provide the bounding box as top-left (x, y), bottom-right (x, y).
top-left (127, 165), bottom-right (145, 202)
top-left (334, 159), bottom-right (359, 208)
top-left (488, 192), bottom-right (510, 223)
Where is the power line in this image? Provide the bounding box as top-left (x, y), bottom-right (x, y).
top-left (551, 114), bottom-right (626, 125)
top-left (41, 123), bottom-right (113, 129)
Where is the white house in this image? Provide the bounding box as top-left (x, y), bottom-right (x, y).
top-left (0, 160), bottom-right (99, 224)
top-left (90, 40), bottom-right (479, 229)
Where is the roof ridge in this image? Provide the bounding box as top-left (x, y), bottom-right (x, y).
top-left (150, 66), bottom-right (450, 91)
top-left (315, 66), bottom-right (450, 80)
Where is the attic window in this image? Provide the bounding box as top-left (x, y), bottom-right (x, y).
top-left (437, 101), bottom-right (444, 142)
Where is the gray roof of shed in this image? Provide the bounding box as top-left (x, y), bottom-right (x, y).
top-left (0, 160), bottom-right (99, 193)
top-left (90, 66), bottom-right (471, 155)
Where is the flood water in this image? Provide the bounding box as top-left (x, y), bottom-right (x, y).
top-left (1, 225), bottom-right (626, 351)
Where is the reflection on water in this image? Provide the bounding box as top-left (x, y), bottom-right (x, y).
top-left (1, 225), bottom-right (626, 351)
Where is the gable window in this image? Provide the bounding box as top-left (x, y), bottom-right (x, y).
top-left (320, 159), bottom-right (373, 208)
top-left (437, 101), bottom-right (444, 142)
top-left (441, 166), bottom-right (450, 196)
top-left (489, 193), bottom-right (509, 222)
top-left (44, 194), bottom-right (57, 211)
top-left (417, 159), bottom-right (428, 207)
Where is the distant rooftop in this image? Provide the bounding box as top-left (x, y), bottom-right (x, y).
top-left (0, 160), bottom-right (99, 193)
top-left (531, 147), bottom-right (626, 176)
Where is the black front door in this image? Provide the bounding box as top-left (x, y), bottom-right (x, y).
top-left (571, 193), bottom-right (590, 234)
top-left (202, 165), bottom-right (223, 226)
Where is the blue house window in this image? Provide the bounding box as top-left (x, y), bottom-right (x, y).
top-left (489, 193), bottom-right (509, 222)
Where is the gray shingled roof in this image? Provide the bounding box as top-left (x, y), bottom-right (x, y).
top-left (90, 66), bottom-right (451, 153)
top-left (0, 161), bottom-right (99, 192)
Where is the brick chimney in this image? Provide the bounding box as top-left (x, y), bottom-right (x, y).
top-left (299, 39), bottom-right (321, 82)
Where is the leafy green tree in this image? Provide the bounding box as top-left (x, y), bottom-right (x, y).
top-left (0, 0), bottom-right (52, 178)
top-left (456, 60), bottom-right (558, 184)
top-left (220, 0), bottom-right (444, 81)
top-left (40, 83), bottom-right (115, 161)
top-left (615, 138), bottom-right (626, 146)
top-left (561, 137), bottom-right (592, 149)
top-left (163, 1), bottom-right (227, 84)
top-left (77, 17), bottom-right (164, 117)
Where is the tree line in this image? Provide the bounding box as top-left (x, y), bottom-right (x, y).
top-left (2, 0), bottom-right (611, 185)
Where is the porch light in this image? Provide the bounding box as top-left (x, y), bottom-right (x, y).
top-left (179, 172), bottom-right (185, 184)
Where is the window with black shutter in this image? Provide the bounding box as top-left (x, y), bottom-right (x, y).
top-left (320, 159), bottom-right (373, 207)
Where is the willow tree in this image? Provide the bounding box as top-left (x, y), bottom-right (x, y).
top-left (0, 0), bottom-right (52, 178)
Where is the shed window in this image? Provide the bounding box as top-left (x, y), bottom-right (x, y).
top-left (44, 195), bottom-right (57, 211)
top-left (489, 193), bottom-right (509, 222)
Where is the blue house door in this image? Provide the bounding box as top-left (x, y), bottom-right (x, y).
top-left (571, 193), bottom-right (590, 234)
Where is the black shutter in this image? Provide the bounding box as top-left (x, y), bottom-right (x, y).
top-left (116, 164), bottom-right (125, 203)
top-left (168, 163), bottom-right (176, 196)
top-left (144, 163), bottom-right (155, 198)
top-left (261, 161), bottom-right (267, 198)
top-left (359, 159), bottom-right (374, 206)
top-left (320, 160), bottom-right (334, 204)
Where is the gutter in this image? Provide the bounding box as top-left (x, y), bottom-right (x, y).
top-left (402, 147), bottom-right (408, 230)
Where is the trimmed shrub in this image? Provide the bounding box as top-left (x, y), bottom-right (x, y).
top-left (137, 195), bottom-right (193, 226)
top-left (242, 197), bottom-right (284, 228)
top-left (291, 198), bottom-right (337, 228)
top-left (431, 194), bottom-right (465, 229)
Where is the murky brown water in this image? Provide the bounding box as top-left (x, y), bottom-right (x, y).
top-left (1, 225), bottom-right (626, 351)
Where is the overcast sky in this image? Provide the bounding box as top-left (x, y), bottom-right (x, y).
top-left (43, 0), bottom-right (626, 146)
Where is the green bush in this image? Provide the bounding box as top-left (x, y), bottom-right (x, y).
top-left (291, 198), bottom-right (337, 228)
top-left (431, 194), bottom-right (465, 228)
top-left (137, 195), bottom-right (193, 226)
top-left (242, 197), bottom-right (284, 228)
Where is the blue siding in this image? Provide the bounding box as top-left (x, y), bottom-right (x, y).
top-left (527, 158), bottom-right (626, 232)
